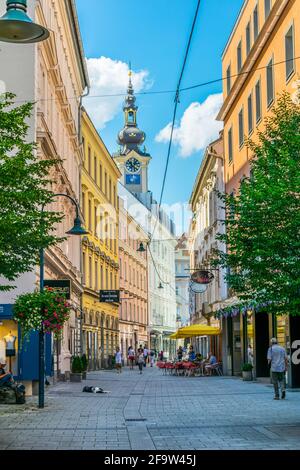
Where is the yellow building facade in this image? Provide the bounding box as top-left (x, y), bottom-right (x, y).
top-left (217, 0), bottom-right (300, 384)
top-left (81, 109), bottom-right (121, 369)
top-left (218, 0), bottom-right (300, 193)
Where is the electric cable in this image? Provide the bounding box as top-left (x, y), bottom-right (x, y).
top-left (6, 55), bottom-right (300, 105)
top-left (150, 0), bottom-right (201, 242)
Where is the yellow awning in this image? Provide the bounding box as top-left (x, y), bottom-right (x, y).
top-left (170, 324), bottom-right (221, 339)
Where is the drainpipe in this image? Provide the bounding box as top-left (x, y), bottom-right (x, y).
top-left (78, 86), bottom-right (90, 356)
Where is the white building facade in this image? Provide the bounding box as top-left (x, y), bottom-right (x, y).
top-left (175, 234), bottom-right (190, 328)
top-left (188, 134), bottom-right (227, 361)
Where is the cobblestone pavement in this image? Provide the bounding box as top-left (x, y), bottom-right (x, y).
top-left (1, 366), bottom-right (300, 450)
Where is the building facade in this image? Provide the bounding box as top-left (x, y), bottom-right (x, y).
top-left (0, 0), bottom-right (89, 388)
top-left (188, 135), bottom-right (226, 362)
top-left (217, 0), bottom-right (300, 384)
top-left (175, 234), bottom-right (190, 328)
top-left (114, 73), bottom-right (177, 359)
top-left (119, 199), bottom-right (149, 355)
top-left (81, 109), bottom-right (121, 369)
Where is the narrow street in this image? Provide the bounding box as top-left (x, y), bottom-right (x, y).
top-left (1, 366), bottom-right (300, 451)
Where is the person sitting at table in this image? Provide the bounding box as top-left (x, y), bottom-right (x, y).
top-left (0, 361), bottom-right (15, 388)
top-left (195, 353), bottom-right (203, 362)
top-left (177, 346), bottom-right (183, 361)
top-left (205, 352), bottom-right (218, 375)
top-left (188, 346), bottom-right (196, 362)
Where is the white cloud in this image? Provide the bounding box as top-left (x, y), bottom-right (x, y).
top-left (155, 93), bottom-right (223, 157)
top-left (84, 57), bottom-right (150, 129)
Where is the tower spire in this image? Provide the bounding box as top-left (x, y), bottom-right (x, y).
top-left (116, 63), bottom-right (146, 155)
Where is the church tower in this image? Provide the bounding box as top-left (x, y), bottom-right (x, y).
top-left (113, 69), bottom-right (151, 196)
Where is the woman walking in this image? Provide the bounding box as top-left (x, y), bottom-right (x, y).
top-left (128, 346), bottom-right (135, 370)
top-left (115, 347), bottom-right (122, 374)
top-left (137, 349), bottom-right (144, 374)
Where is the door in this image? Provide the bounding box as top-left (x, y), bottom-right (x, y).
top-left (255, 312), bottom-right (270, 377)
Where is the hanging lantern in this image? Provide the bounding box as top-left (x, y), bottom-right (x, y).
top-left (0, 0), bottom-right (49, 44)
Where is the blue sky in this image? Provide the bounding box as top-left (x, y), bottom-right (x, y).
top-left (76, 0), bottom-right (244, 209)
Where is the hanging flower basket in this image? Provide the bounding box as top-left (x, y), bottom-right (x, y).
top-left (14, 289), bottom-right (71, 343)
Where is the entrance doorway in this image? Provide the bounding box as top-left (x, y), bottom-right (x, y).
top-left (290, 315), bottom-right (300, 388)
top-left (255, 312), bottom-right (270, 377)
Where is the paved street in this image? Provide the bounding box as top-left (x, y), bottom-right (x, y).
top-left (1, 366), bottom-right (300, 450)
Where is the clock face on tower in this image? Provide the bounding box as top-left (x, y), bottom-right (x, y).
top-left (125, 157), bottom-right (141, 173)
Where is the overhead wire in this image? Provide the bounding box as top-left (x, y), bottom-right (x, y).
top-left (149, 0), bottom-right (201, 243)
top-left (6, 56), bottom-right (300, 105)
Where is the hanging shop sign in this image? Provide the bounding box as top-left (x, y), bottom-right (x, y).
top-left (100, 290), bottom-right (120, 303)
top-left (189, 281), bottom-right (209, 294)
top-left (43, 280), bottom-right (71, 300)
top-left (191, 270), bottom-right (214, 285)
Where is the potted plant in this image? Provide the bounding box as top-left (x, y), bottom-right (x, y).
top-left (70, 356), bottom-right (83, 382)
top-left (81, 354), bottom-right (88, 380)
top-left (14, 289), bottom-right (71, 345)
top-left (242, 363), bottom-right (253, 381)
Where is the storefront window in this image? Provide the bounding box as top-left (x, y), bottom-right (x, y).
top-left (0, 320), bottom-right (18, 376)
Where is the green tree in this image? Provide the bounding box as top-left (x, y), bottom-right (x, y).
top-left (0, 93), bottom-right (62, 291)
top-left (215, 92), bottom-right (300, 315)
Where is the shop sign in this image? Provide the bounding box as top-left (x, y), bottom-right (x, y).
top-left (0, 304), bottom-right (13, 319)
top-left (100, 290), bottom-right (120, 303)
top-left (43, 280), bottom-right (71, 300)
top-left (191, 270), bottom-right (214, 285)
top-left (190, 281), bottom-right (208, 294)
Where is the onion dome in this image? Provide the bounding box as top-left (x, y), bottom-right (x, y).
top-left (117, 69), bottom-right (146, 154)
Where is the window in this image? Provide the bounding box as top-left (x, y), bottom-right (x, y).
top-left (106, 268), bottom-right (108, 289)
top-left (95, 261), bottom-right (98, 290)
top-left (100, 265), bottom-right (103, 288)
top-left (228, 127), bottom-right (233, 163)
top-left (226, 64), bottom-right (231, 94)
top-left (94, 205), bottom-right (97, 236)
top-left (88, 147), bottom-right (91, 174)
top-left (94, 156), bottom-right (97, 183)
top-left (264, 0), bottom-right (271, 20)
top-left (255, 79), bottom-right (261, 122)
top-left (105, 172), bottom-right (107, 196)
top-left (246, 21), bottom-right (251, 55)
top-left (238, 108), bottom-right (244, 148)
top-left (110, 272), bottom-right (113, 289)
top-left (109, 179), bottom-right (112, 203)
top-left (113, 185), bottom-right (116, 208)
top-left (248, 93), bottom-right (253, 135)
top-left (266, 58), bottom-right (274, 107)
top-left (89, 257), bottom-right (92, 288)
top-left (82, 192), bottom-right (85, 219)
top-left (285, 25), bottom-right (294, 81)
top-left (253, 5), bottom-right (259, 41)
top-left (82, 253), bottom-right (86, 285)
top-left (88, 200), bottom-right (92, 231)
top-left (99, 164), bottom-right (103, 191)
top-left (237, 41), bottom-right (242, 73)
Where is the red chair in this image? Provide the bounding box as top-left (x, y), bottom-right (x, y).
top-left (165, 362), bottom-right (175, 375)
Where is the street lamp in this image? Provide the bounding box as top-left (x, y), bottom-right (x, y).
top-left (0, 0), bottom-right (49, 43)
top-left (137, 242), bottom-right (146, 253)
top-left (39, 193), bottom-right (88, 409)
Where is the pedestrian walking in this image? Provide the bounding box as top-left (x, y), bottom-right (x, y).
top-left (137, 350), bottom-right (144, 374)
top-left (248, 343), bottom-right (254, 366)
top-left (267, 338), bottom-right (288, 400)
top-left (115, 347), bottom-right (122, 374)
top-left (128, 346), bottom-right (135, 370)
top-left (143, 346), bottom-right (148, 367)
top-left (150, 350), bottom-right (155, 367)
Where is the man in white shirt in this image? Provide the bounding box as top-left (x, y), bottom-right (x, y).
top-left (267, 338), bottom-right (288, 400)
